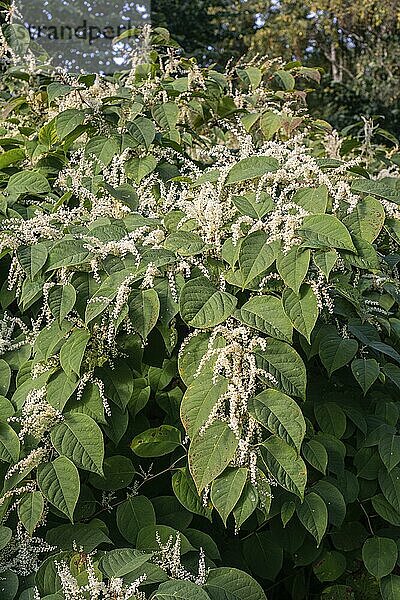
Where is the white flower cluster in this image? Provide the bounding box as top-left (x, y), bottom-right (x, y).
top-left (154, 532), bottom-right (208, 586)
top-left (9, 386), bottom-right (63, 441)
top-left (54, 555), bottom-right (146, 600)
top-left (0, 524), bottom-right (55, 576)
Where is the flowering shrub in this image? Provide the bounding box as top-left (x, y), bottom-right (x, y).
top-left (1, 22), bottom-right (400, 600)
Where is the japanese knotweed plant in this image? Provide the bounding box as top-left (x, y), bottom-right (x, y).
top-left (1, 20), bottom-right (400, 600)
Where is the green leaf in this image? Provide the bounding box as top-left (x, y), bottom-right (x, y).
top-left (100, 549), bottom-right (152, 579)
top-left (180, 276), bottom-right (237, 328)
top-left (303, 439), bottom-right (328, 474)
top-left (181, 374), bottom-right (228, 438)
top-left (238, 295), bottom-right (293, 341)
top-left (51, 413), bottom-right (104, 475)
top-left (59, 329), bottom-right (90, 376)
top-left (56, 109), bottom-right (85, 139)
top-left (260, 112), bottom-right (283, 139)
top-left (344, 196), bottom-right (385, 242)
top-left (275, 69), bottom-right (295, 90)
top-left (379, 467), bottom-right (400, 512)
top-left (282, 284), bottom-right (318, 342)
top-left (225, 156), bottom-right (279, 185)
top-left (248, 389), bottom-right (306, 451)
top-left (381, 575), bottom-right (400, 600)
top-left (152, 102), bottom-right (179, 130)
top-left (319, 334), bottom-right (358, 376)
top-left (116, 495), bottom-right (156, 545)
top-left (292, 185), bottom-right (328, 214)
top-left (261, 436), bottom-right (307, 499)
top-left (128, 117), bottom-right (156, 149)
top-left (7, 170), bottom-right (51, 196)
top-left (17, 243), bottom-right (48, 279)
top-left (313, 551), bottom-right (346, 582)
top-left (276, 246), bottom-right (310, 294)
top-left (232, 192), bottom-right (273, 220)
top-left (379, 434), bottom-right (400, 472)
top-left (233, 482), bottom-right (259, 529)
top-left (131, 425), bottom-right (181, 457)
top-left (314, 249), bottom-right (338, 279)
top-left (351, 358), bottom-right (379, 394)
top-left (129, 288), bottom-right (160, 340)
top-left (0, 360), bottom-right (11, 396)
top-left (351, 178), bottom-right (400, 203)
top-left (18, 491), bottom-right (45, 535)
top-left (312, 480), bottom-right (346, 527)
top-left (172, 467), bottom-right (213, 520)
top-left (239, 233), bottom-right (278, 286)
top-left (155, 580), bottom-right (210, 600)
top-left (0, 570), bottom-right (18, 600)
top-left (297, 492), bottom-right (328, 547)
top-left (242, 531), bottom-right (283, 580)
top-left (256, 339), bottom-right (307, 400)
top-left (164, 231), bottom-right (205, 256)
top-left (89, 455), bottom-right (135, 491)
top-left (47, 284), bottom-right (76, 324)
top-left (299, 214), bottom-right (356, 252)
top-left (362, 536), bottom-right (398, 578)
top-left (85, 136), bottom-right (119, 166)
top-left (189, 420), bottom-right (238, 493)
top-left (205, 567), bottom-right (267, 600)
top-left (0, 525), bottom-right (12, 551)
top-left (46, 522), bottom-right (111, 552)
top-left (315, 403), bottom-right (347, 438)
top-left (0, 422), bottom-right (20, 463)
top-left (37, 456), bottom-right (80, 522)
top-left (125, 154), bottom-right (157, 184)
top-left (211, 467), bottom-right (247, 526)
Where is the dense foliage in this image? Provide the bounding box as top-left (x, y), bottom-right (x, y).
top-left (2, 22), bottom-right (400, 600)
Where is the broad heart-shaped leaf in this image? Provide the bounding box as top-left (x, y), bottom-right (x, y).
top-left (172, 467), bottom-right (213, 520)
top-left (6, 170), bottom-right (51, 196)
top-left (60, 329), bottom-right (90, 377)
top-left (128, 116), bottom-right (156, 149)
top-left (189, 420), bottom-right (238, 493)
top-left (0, 422), bottom-right (20, 463)
top-left (255, 339), bottom-right (307, 400)
top-left (47, 284), bottom-right (76, 324)
top-left (296, 492), bottom-right (328, 547)
top-left (248, 389), bottom-right (306, 452)
top-left (116, 495), bottom-right (156, 545)
top-left (260, 111), bottom-right (283, 139)
top-left (282, 284), bottom-right (318, 343)
top-left (299, 214), bottom-right (356, 252)
top-left (242, 531), bottom-right (283, 580)
top-left (179, 276), bottom-right (237, 329)
top-left (239, 233), bottom-right (279, 286)
top-left (312, 480), bottom-right (346, 528)
top-left (129, 288), bottom-right (160, 340)
top-left (51, 413), bottom-right (104, 475)
top-left (164, 231), bottom-right (205, 256)
top-left (85, 135), bottom-right (119, 166)
top-left (292, 185), bottom-right (328, 214)
top-left (131, 425), bottom-right (181, 457)
top-left (17, 491), bottom-right (44, 535)
top-left (379, 434), bottom-right (400, 472)
top-left (261, 436), bottom-right (307, 499)
top-left (232, 191), bottom-right (273, 220)
top-left (379, 467), bottom-right (400, 513)
top-left (351, 178), bottom-right (400, 203)
top-left (181, 374), bottom-right (228, 438)
top-left (314, 403), bottom-right (346, 438)
top-left (155, 579), bottom-right (210, 600)
top-left (225, 155), bottom-right (279, 185)
top-left (313, 249), bottom-right (338, 279)
top-left (276, 246), bottom-right (310, 294)
top-left (37, 457), bottom-right (79, 522)
top-left (233, 481), bottom-right (259, 529)
top-left (381, 575), bottom-right (400, 600)
top-left (210, 467), bottom-right (247, 526)
top-left (319, 333), bottom-right (358, 376)
top-left (302, 439), bottom-right (328, 475)
top-left (362, 536), bottom-right (398, 578)
top-left (17, 243), bottom-right (48, 279)
top-left (152, 101), bottom-right (179, 130)
top-left (125, 154), bottom-right (157, 184)
top-left (205, 567), bottom-right (267, 600)
top-left (56, 108), bottom-right (85, 139)
top-left (351, 358), bottom-right (379, 394)
top-left (0, 359), bottom-right (11, 396)
top-left (100, 548), bottom-right (152, 579)
top-left (343, 195), bottom-right (385, 242)
top-left (238, 295), bottom-right (293, 342)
